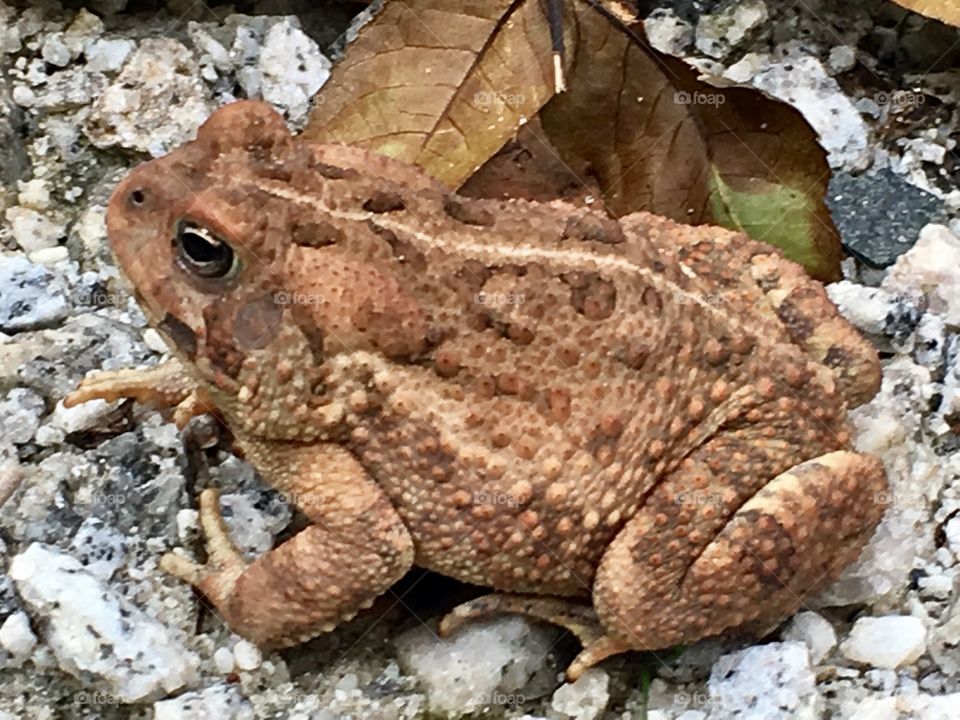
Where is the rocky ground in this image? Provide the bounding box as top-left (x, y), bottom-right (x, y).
top-left (0, 0), bottom-right (959, 718)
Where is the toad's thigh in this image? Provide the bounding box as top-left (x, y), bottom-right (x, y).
top-left (592, 446), bottom-right (886, 650)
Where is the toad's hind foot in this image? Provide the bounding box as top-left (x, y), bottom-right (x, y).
top-left (438, 593), bottom-right (631, 681)
top-left (439, 594), bottom-right (600, 643)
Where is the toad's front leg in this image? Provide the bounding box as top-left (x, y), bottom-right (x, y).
top-left (64, 360), bottom-right (213, 429)
top-left (163, 440), bottom-right (414, 646)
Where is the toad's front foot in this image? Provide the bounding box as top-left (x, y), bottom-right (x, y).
top-left (65, 361), bottom-right (210, 429)
top-left (159, 441), bottom-right (416, 648)
top-left (160, 488), bottom-right (248, 612)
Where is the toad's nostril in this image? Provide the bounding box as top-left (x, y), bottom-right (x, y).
top-left (129, 189), bottom-right (146, 206)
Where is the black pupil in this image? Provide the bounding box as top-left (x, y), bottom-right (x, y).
top-left (177, 224), bottom-right (234, 278)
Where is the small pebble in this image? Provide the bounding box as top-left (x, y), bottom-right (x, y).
top-left (550, 668), bottom-right (610, 720)
top-left (213, 646), bottom-right (235, 674)
top-left (841, 616), bottom-right (928, 669)
top-left (783, 611), bottom-right (838, 664)
top-left (0, 611), bottom-right (37, 660)
top-left (233, 640), bottom-right (261, 671)
top-left (28, 246), bottom-right (69, 265)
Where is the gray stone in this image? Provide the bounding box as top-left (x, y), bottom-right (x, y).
top-left (154, 684), bottom-right (255, 720)
top-left (885, 225), bottom-right (960, 326)
top-left (0, 255), bottom-right (70, 333)
top-left (16, 67), bottom-right (106, 112)
top-left (0, 388), bottom-right (45, 445)
top-left (2, 313), bottom-right (150, 399)
top-left (840, 616), bottom-right (928, 669)
top-left (186, 14), bottom-right (330, 123)
top-left (828, 45), bottom-right (857, 74)
top-left (5, 206), bottom-right (64, 252)
top-left (9, 543), bottom-right (200, 702)
top-left (40, 33), bottom-right (71, 67)
top-left (0, 611), bottom-right (37, 668)
top-left (744, 54), bottom-right (870, 170)
top-left (216, 491), bottom-right (291, 560)
top-left (550, 668), bottom-right (610, 720)
top-left (84, 38), bottom-right (214, 156)
top-left (395, 616), bottom-right (561, 717)
top-left (257, 17), bottom-right (331, 123)
top-left (695, 0), bottom-right (769, 59)
top-left (706, 642), bottom-right (819, 720)
top-left (0, 76), bottom-right (31, 213)
top-left (645, 8), bottom-right (695, 55)
top-left (826, 281), bottom-right (924, 353)
top-left (828, 169), bottom-right (944, 268)
top-left (782, 612), bottom-right (838, 665)
top-left (68, 517), bottom-right (126, 581)
top-left (84, 37), bottom-right (135, 73)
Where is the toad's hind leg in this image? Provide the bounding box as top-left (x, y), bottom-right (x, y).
top-left (587, 450), bottom-right (886, 676)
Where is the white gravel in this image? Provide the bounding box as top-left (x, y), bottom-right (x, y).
top-left (9, 543), bottom-right (200, 702)
top-left (840, 615), bottom-right (929, 669)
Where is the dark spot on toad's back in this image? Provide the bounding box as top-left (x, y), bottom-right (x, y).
top-left (775, 296), bottom-right (815, 339)
top-left (364, 190), bottom-right (405, 213)
top-left (293, 220), bottom-right (344, 247)
top-left (309, 160), bottom-right (356, 180)
top-left (563, 272), bottom-right (617, 320)
top-left (367, 221), bottom-right (426, 270)
top-left (562, 212), bottom-right (625, 245)
top-left (444, 197), bottom-right (495, 227)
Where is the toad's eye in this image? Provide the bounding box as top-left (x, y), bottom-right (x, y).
top-left (175, 222), bottom-right (238, 279)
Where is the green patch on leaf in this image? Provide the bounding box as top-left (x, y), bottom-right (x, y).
top-left (709, 168), bottom-right (841, 281)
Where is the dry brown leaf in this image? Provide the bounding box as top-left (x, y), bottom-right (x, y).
top-left (303, 0), bottom-right (564, 188)
top-left (523, 14), bottom-right (843, 280)
top-left (891, 0), bottom-right (960, 26)
top-left (458, 118), bottom-right (597, 203)
top-left (306, 0), bottom-right (842, 280)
